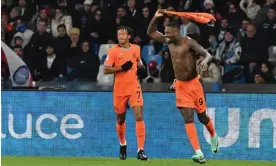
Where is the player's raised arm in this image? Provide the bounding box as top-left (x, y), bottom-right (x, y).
top-left (147, 9), bottom-right (166, 43)
top-left (189, 38), bottom-right (213, 71)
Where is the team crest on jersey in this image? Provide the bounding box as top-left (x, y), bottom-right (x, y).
top-left (132, 53), bottom-right (136, 58)
top-left (119, 53), bottom-right (123, 59)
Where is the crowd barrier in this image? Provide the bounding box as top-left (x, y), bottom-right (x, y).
top-left (1, 91), bottom-right (276, 160)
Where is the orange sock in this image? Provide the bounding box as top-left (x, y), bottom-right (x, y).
top-left (205, 118), bottom-right (215, 137)
top-left (116, 123), bottom-right (126, 145)
top-left (136, 121), bottom-right (146, 150)
top-left (185, 123), bottom-right (200, 151)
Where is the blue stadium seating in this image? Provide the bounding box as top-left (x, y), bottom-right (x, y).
top-left (141, 44), bottom-right (155, 63)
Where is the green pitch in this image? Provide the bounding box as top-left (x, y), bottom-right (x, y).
top-left (2, 156), bottom-right (275, 166)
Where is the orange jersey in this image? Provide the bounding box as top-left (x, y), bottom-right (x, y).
top-left (104, 44), bottom-right (141, 95)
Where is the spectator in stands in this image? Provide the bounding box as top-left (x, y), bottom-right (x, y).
top-left (217, 18), bottom-right (231, 43)
top-left (197, 54), bottom-right (221, 83)
top-left (11, 16), bottom-right (33, 48)
top-left (29, 7), bottom-right (51, 34)
top-left (53, 24), bottom-right (71, 61)
top-left (14, 36), bottom-right (32, 68)
top-left (36, 44), bottom-right (65, 81)
top-left (13, 35), bottom-right (24, 47)
top-left (143, 0), bottom-right (157, 13)
top-left (133, 6), bottom-right (151, 46)
top-left (127, 0), bottom-right (140, 20)
top-left (67, 41), bottom-right (100, 81)
top-left (160, 49), bottom-right (174, 82)
top-left (86, 9), bottom-right (107, 44)
top-left (90, 1), bottom-right (101, 15)
top-left (68, 27), bottom-right (81, 59)
top-left (115, 6), bottom-right (133, 29)
top-left (258, 4), bottom-right (276, 61)
top-left (179, 0), bottom-right (200, 12)
top-left (2, 12), bottom-right (17, 44)
top-left (79, 0), bottom-right (93, 32)
top-left (51, 7), bottom-right (73, 38)
top-left (259, 62), bottom-right (276, 83)
top-left (239, 0), bottom-right (261, 21)
top-left (1, 0), bottom-right (8, 14)
top-left (215, 28), bottom-right (242, 66)
top-left (254, 71), bottom-right (266, 84)
top-left (9, 6), bottom-right (21, 24)
top-left (227, 3), bottom-right (245, 32)
top-left (180, 17), bottom-right (200, 37)
top-left (204, 0), bottom-right (215, 11)
top-left (240, 24), bottom-right (261, 82)
top-left (27, 19), bottom-right (53, 74)
top-left (28, 19), bottom-right (53, 54)
top-left (255, 0), bottom-right (275, 26)
top-left (17, 0), bottom-right (36, 23)
top-left (1, 12), bottom-right (10, 34)
top-left (206, 34), bottom-right (218, 56)
top-left (236, 18), bottom-right (250, 45)
top-left (13, 45), bottom-right (24, 59)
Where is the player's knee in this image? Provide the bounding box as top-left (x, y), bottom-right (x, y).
top-left (184, 117), bottom-right (194, 124)
top-left (117, 118), bottom-right (125, 125)
top-left (116, 115), bottom-right (126, 125)
top-left (198, 114), bottom-right (210, 125)
top-left (135, 113), bottom-right (143, 121)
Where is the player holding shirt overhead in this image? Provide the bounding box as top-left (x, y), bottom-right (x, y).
top-left (147, 9), bottom-right (219, 164)
top-left (104, 26), bottom-right (148, 161)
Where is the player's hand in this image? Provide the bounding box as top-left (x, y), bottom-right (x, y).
top-left (155, 9), bottom-right (165, 17)
top-left (121, 61), bottom-right (133, 71)
top-left (198, 62), bottom-right (208, 71)
top-left (169, 79), bottom-right (176, 91)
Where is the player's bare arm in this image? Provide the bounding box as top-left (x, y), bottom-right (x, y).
top-left (188, 38), bottom-right (212, 71)
top-left (147, 9), bottom-right (166, 43)
top-left (138, 59), bottom-right (144, 68)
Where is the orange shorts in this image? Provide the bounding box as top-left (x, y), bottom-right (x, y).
top-left (113, 86), bottom-right (144, 114)
top-left (175, 75), bottom-right (206, 113)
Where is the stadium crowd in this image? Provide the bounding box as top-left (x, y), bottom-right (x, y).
top-left (1, 0), bottom-right (276, 84)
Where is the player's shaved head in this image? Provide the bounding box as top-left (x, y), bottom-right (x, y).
top-left (166, 22), bottom-right (180, 30)
top-left (165, 21), bottom-right (180, 44)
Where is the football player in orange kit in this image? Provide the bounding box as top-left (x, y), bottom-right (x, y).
top-left (104, 26), bottom-right (148, 161)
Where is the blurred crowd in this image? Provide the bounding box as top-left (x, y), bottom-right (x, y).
top-left (1, 0), bottom-right (276, 84)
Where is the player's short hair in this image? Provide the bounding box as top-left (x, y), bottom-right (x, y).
top-left (166, 21), bottom-right (180, 29)
top-left (117, 26), bottom-right (133, 36)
